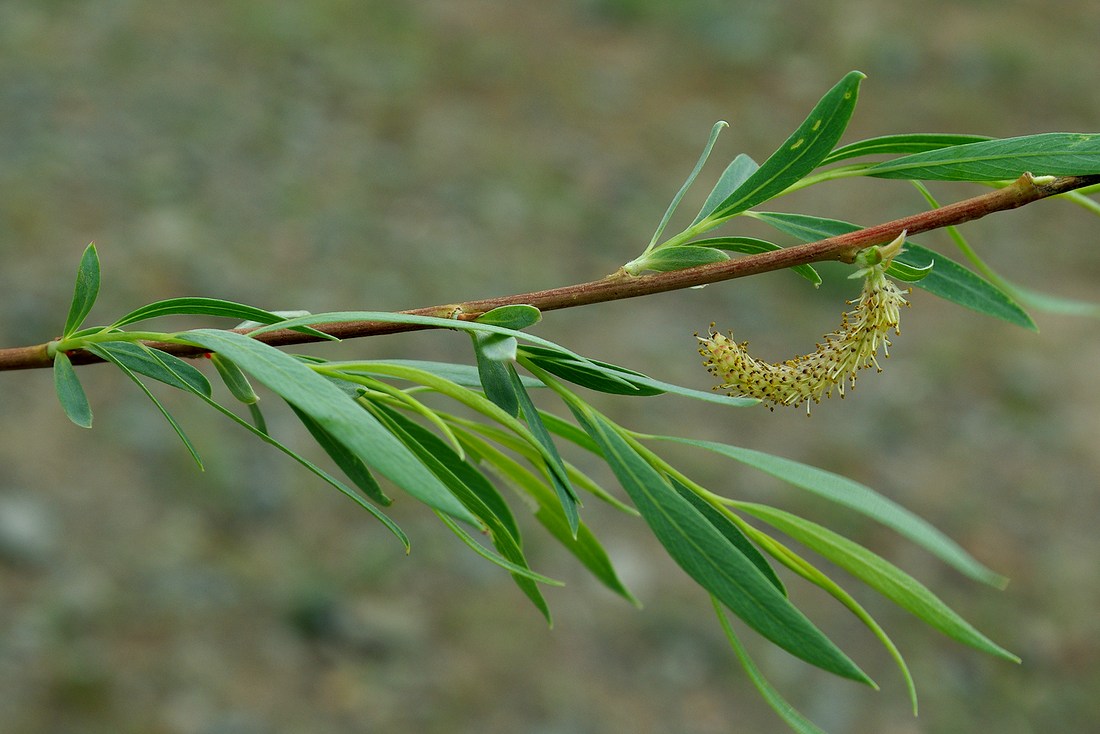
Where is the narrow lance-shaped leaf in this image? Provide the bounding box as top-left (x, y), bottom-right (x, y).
top-left (864, 132), bottom-right (1100, 181)
top-left (569, 405), bottom-right (872, 684)
top-left (820, 133), bottom-right (993, 166)
top-left (668, 477), bottom-right (786, 596)
top-left (707, 71), bottom-right (865, 221)
top-left (85, 341), bottom-right (212, 396)
top-left (179, 329), bottom-right (478, 524)
top-left (712, 598), bottom-right (831, 734)
top-left (653, 436), bottom-right (1008, 588)
top-left (649, 120), bottom-right (729, 248)
top-left (738, 502), bottom-right (1019, 662)
top-left (62, 243), bottom-right (100, 337)
top-left (509, 364), bottom-right (580, 537)
top-left (748, 211), bottom-right (1035, 329)
top-left (692, 153), bottom-right (759, 225)
top-left (288, 403), bottom-right (392, 506)
top-left (136, 345), bottom-right (409, 548)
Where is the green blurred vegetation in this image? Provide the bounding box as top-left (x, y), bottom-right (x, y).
top-left (2, 1), bottom-right (1099, 732)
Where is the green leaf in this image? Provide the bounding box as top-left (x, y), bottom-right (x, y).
top-left (53, 352), bottom-right (93, 428)
top-left (821, 133), bottom-right (992, 166)
top-left (210, 353), bottom-right (260, 404)
top-left (85, 343), bottom-right (204, 468)
top-left (707, 71), bottom-right (865, 221)
top-left (693, 236), bottom-right (821, 285)
top-left (865, 132), bottom-right (1100, 181)
top-left (897, 243), bottom-right (1035, 329)
top-left (85, 341), bottom-right (212, 396)
top-left (289, 404), bottom-right (392, 506)
top-left (472, 333), bottom-right (521, 417)
top-left (668, 478), bottom-right (786, 596)
top-left (519, 345), bottom-right (663, 396)
top-left (368, 405), bottom-right (554, 621)
top-left (436, 512), bottom-right (563, 589)
top-left (62, 243), bottom-right (101, 337)
top-left (650, 120), bottom-right (729, 248)
top-left (179, 329), bottom-right (478, 525)
top-left (748, 212), bottom-right (1035, 329)
top-left (692, 154), bottom-right (759, 225)
top-left (454, 426), bottom-right (638, 605)
top-left (738, 502), bottom-right (1019, 662)
top-left (374, 405), bottom-right (519, 540)
top-left (518, 345), bottom-right (758, 406)
top-left (712, 598), bottom-right (831, 734)
top-left (634, 245), bottom-right (731, 272)
top-left (139, 347), bottom-right (408, 548)
top-left (111, 296), bottom-right (333, 339)
top-left (573, 408), bottom-right (871, 684)
top-left (474, 304), bottom-right (541, 330)
top-left (654, 437), bottom-right (1008, 588)
top-left (509, 364), bottom-right (580, 537)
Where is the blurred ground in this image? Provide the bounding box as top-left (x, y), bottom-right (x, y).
top-left (2, 1), bottom-right (1099, 732)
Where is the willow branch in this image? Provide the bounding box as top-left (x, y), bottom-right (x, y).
top-left (3, 173), bottom-right (1098, 372)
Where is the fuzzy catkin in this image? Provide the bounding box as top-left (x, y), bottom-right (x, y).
top-left (699, 261), bottom-right (909, 412)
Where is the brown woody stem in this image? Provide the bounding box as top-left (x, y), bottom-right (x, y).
top-left (3, 173), bottom-right (1098, 372)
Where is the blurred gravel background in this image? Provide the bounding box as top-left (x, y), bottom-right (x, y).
top-left (2, 2), bottom-right (1099, 732)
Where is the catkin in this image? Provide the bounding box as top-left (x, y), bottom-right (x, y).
top-left (699, 253), bottom-right (909, 412)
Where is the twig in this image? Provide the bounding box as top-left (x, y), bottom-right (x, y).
top-left (2, 173), bottom-right (1097, 372)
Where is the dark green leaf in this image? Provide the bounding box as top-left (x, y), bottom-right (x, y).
top-left (368, 404), bottom-right (555, 620)
top-left (472, 334), bottom-right (520, 417)
top-left (821, 133), bottom-right (992, 166)
top-left (708, 71), bottom-right (865, 220)
top-left (692, 154), bottom-right (759, 225)
top-left (865, 132), bottom-right (1100, 181)
top-left (111, 297), bottom-right (333, 340)
top-left (693, 236), bottom-right (821, 285)
top-left (289, 403), bottom-right (392, 506)
top-left (749, 212), bottom-right (1035, 329)
top-left (85, 341), bottom-right (211, 396)
top-left (739, 502), bottom-right (1019, 662)
top-left (374, 404), bottom-right (519, 541)
top-left (519, 345), bottom-right (663, 396)
top-left (53, 352), bottom-right (93, 428)
top-left (654, 437), bottom-right (1008, 588)
top-left (573, 408), bottom-right (871, 684)
top-left (457, 428), bottom-right (638, 605)
top-left (63, 243), bottom-right (101, 337)
top-left (510, 364), bottom-right (580, 536)
top-left (897, 244), bottom-right (1035, 330)
top-left (518, 345), bottom-right (757, 406)
top-left (180, 329), bottom-right (477, 524)
top-left (669, 478), bottom-right (786, 596)
top-left (140, 347), bottom-right (408, 548)
top-left (712, 599), bottom-right (831, 734)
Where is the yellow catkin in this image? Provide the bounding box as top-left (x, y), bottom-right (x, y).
top-left (699, 243), bottom-right (910, 413)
